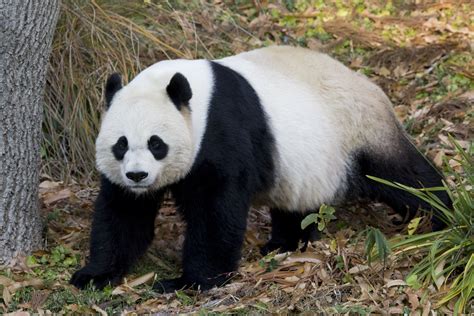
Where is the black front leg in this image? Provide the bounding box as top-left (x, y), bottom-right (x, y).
top-left (154, 181), bottom-right (250, 293)
top-left (70, 176), bottom-right (162, 290)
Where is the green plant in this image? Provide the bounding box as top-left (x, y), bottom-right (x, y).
top-left (364, 227), bottom-right (391, 266)
top-left (369, 137), bottom-right (473, 314)
top-left (301, 204), bottom-right (337, 232)
top-left (258, 255), bottom-right (279, 272)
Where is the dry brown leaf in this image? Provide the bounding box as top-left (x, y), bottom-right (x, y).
top-left (0, 276), bottom-right (13, 287)
top-left (433, 150), bottom-right (445, 167)
top-left (377, 67), bottom-right (391, 77)
top-left (7, 255), bottom-right (34, 274)
top-left (281, 286), bottom-right (294, 293)
top-left (348, 264), bottom-right (369, 274)
top-left (307, 38), bottom-right (324, 51)
top-left (7, 279), bottom-right (44, 294)
top-left (4, 312), bottom-right (30, 316)
top-left (355, 276), bottom-right (370, 301)
top-left (39, 180), bottom-right (61, 190)
top-left (394, 105), bottom-right (409, 122)
top-left (407, 289), bottom-right (420, 311)
top-left (388, 307), bottom-right (404, 314)
top-left (385, 279), bottom-right (407, 288)
top-left (29, 290), bottom-right (51, 310)
top-left (284, 276), bottom-right (299, 283)
top-left (127, 272), bottom-right (155, 288)
top-left (2, 287), bottom-right (11, 306)
top-left (449, 158), bottom-right (463, 173)
top-left (422, 300), bottom-right (432, 316)
top-left (318, 266), bottom-right (330, 283)
top-left (42, 188), bottom-right (72, 205)
top-left (282, 252), bottom-right (323, 265)
top-left (92, 304), bottom-right (107, 316)
top-left (438, 134), bottom-right (451, 147)
top-left (433, 259), bottom-right (446, 290)
top-left (112, 272), bottom-right (154, 295)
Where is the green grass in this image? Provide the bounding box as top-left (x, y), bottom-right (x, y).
top-left (369, 137), bottom-right (473, 314)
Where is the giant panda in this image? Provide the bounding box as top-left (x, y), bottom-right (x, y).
top-left (70, 46), bottom-right (449, 293)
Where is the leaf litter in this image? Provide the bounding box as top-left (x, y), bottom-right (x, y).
top-left (2, 0), bottom-right (473, 314)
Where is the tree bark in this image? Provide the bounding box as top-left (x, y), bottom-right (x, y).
top-left (0, 0), bottom-right (60, 264)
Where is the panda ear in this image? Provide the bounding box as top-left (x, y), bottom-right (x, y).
top-left (105, 73), bottom-right (122, 109)
top-left (166, 72), bottom-right (192, 110)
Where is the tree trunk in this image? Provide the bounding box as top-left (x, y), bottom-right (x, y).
top-left (0, 0), bottom-right (60, 264)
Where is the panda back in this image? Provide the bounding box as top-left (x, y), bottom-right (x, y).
top-left (217, 46), bottom-right (402, 211)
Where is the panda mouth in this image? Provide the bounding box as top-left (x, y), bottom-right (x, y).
top-left (130, 185), bottom-right (150, 189)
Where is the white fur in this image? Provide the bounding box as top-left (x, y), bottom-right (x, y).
top-left (97, 46), bottom-right (402, 210)
top-left (95, 60), bottom-right (213, 192)
top-left (217, 46), bottom-right (401, 211)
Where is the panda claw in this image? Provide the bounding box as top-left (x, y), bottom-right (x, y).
top-left (153, 277), bottom-right (187, 293)
top-left (70, 266), bottom-right (121, 290)
top-left (260, 239), bottom-right (299, 256)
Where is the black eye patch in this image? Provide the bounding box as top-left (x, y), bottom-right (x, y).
top-left (112, 136), bottom-right (128, 160)
top-left (148, 135), bottom-right (168, 160)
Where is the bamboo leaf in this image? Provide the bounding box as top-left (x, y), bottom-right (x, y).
top-left (301, 213), bottom-right (318, 230)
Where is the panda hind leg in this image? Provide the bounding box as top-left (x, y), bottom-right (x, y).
top-left (260, 208), bottom-right (319, 255)
top-left (354, 138), bottom-right (451, 231)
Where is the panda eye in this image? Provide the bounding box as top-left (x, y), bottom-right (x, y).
top-left (116, 136), bottom-right (128, 149)
top-left (112, 136), bottom-right (128, 160)
top-left (149, 138), bottom-right (161, 150)
top-left (148, 135), bottom-right (168, 160)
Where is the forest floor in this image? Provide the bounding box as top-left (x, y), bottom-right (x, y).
top-left (1, 1), bottom-right (473, 314)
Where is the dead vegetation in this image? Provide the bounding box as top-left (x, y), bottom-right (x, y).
top-left (1, 0), bottom-right (473, 314)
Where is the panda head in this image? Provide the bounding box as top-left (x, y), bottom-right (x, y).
top-left (96, 72), bottom-right (194, 194)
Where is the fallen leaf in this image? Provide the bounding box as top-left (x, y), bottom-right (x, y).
top-left (92, 304), bottom-right (107, 316)
top-left (7, 279), bottom-right (44, 294)
top-left (284, 276), bottom-right (299, 283)
top-left (43, 188), bottom-right (72, 205)
top-left (283, 252), bottom-right (323, 265)
top-left (407, 289), bottom-right (420, 310)
top-left (377, 67), bottom-right (391, 77)
top-left (385, 279), bottom-right (407, 288)
top-left (128, 272), bottom-right (156, 288)
top-left (433, 150), bottom-right (445, 167)
top-left (348, 264), bottom-right (369, 274)
top-left (39, 180), bottom-right (61, 190)
top-left (2, 287), bottom-right (11, 306)
top-left (0, 276), bottom-right (13, 286)
top-left (433, 260), bottom-right (446, 290)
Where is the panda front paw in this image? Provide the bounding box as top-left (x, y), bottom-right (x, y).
top-left (70, 266), bottom-right (122, 290)
top-left (260, 239), bottom-right (299, 256)
top-left (153, 277), bottom-right (187, 293)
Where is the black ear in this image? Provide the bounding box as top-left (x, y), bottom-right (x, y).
top-left (105, 73), bottom-right (122, 109)
top-left (166, 72), bottom-right (192, 110)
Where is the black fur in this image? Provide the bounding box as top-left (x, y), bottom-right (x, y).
top-left (105, 73), bottom-right (122, 108)
top-left (260, 209), bottom-right (319, 256)
top-left (148, 135), bottom-right (168, 160)
top-left (166, 72), bottom-right (192, 110)
top-left (111, 136), bottom-right (128, 160)
top-left (71, 61), bottom-right (276, 292)
top-left (349, 135), bottom-right (450, 230)
top-left (70, 176), bottom-right (163, 289)
top-left (72, 63), bottom-right (450, 293)
top-left (157, 61), bottom-right (276, 292)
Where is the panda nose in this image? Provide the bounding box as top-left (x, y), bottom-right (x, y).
top-left (126, 171), bottom-right (148, 182)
